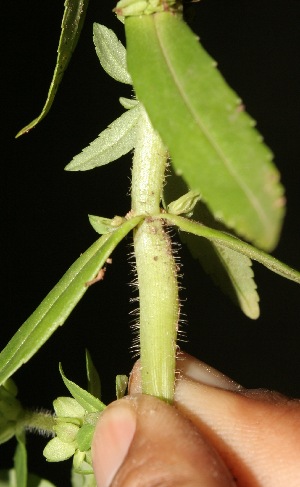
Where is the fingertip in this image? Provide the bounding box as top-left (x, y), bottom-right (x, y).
top-left (92, 400), bottom-right (136, 487)
top-left (177, 352), bottom-right (242, 391)
top-left (128, 360), bottom-right (142, 394)
top-left (101, 394), bottom-right (235, 487)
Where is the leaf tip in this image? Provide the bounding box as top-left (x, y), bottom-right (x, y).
top-left (242, 301), bottom-right (260, 320)
top-left (15, 121), bottom-right (37, 138)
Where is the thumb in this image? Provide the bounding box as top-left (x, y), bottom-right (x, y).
top-left (92, 394), bottom-right (236, 487)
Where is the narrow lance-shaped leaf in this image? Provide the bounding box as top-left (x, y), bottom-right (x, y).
top-left (0, 216), bottom-right (143, 385)
top-left (93, 23), bottom-right (132, 84)
top-left (160, 213), bottom-right (300, 284)
top-left (125, 12), bottom-right (285, 251)
top-left (16, 0), bottom-right (89, 137)
top-left (85, 350), bottom-right (101, 399)
top-left (59, 364), bottom-right (105, 413)
top-left (65, 104), bottom-right (141, 171)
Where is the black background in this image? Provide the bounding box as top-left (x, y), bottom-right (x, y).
top-left (2, 1), bottom-right (300, 485)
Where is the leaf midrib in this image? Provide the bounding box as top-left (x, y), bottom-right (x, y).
top-left (153, 14), bottom-right (270, 230)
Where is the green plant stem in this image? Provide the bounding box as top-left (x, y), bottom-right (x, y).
top-left (18, 410), bottom-right (55, 437)
top-left (131, 107), bottom-right (179, 403)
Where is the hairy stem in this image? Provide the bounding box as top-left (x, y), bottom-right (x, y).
top-left (132, 107), bottom-right (179, 403)
top-left (18, 410), bottom-right (55, 437)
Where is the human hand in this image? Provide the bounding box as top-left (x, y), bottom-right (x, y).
top-left (92, 353), bottom-right (300, 486)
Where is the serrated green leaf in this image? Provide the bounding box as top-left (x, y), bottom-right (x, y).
top-left (182, 231), bottom-right (260, 319)
top-left (126, 12), bottom-right (285, 251)
top-left (0, 215), bottom-right (143, 385)
top-left (181, 199), bottom-right (260, 318)
top-left (65, 104), bottom-right (141, 171)
top-left (85, 350), bottom-right (101, 399)
top-left (59, 365), bottom-right (105, 413)
top-left (93, 23), bottom-right (132, 84)
top-left (160, 213), bottom-right (300, 285)
top-left (16, 0), bottom-right (89, 137)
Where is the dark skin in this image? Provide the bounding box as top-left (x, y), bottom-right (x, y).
top-left (92, 353), bottom-right (300, 486)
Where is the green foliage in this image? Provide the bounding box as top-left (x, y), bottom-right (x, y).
top-left (184, 233), bottom-right (260, 319)
top-left (2, 2), bottom-right (299, 484)
top-left (14, 433), bottom-right (27, 487)
top-left (0, 380), bottom-right (23, 445)
top-left (16, 0), bottom-right (89, 137)
top-left (160, 213), bottom-right (300, 284)
top-left (88, 214), bottom-right (126, 235)
top-left (125, 12), bottom-right (285, 251)
top-left (0, 216), bottom-right (142, 385)
top-left (65, 23), bottom-right (140, 172)
top-left (164, 173), bottom-right (260, 318)
top-left (85, 351), bottom-right (101, 399)
top-left (93, 23), bottom-right (132, 84)
top-left (167, 190), bottom-right (201, 217)
top-left (59, 364), bottom-right (105, 413)
top-left (65, 103), bottom-right (141, 171)
top-left (43, 356), bottom-right (104, 481)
